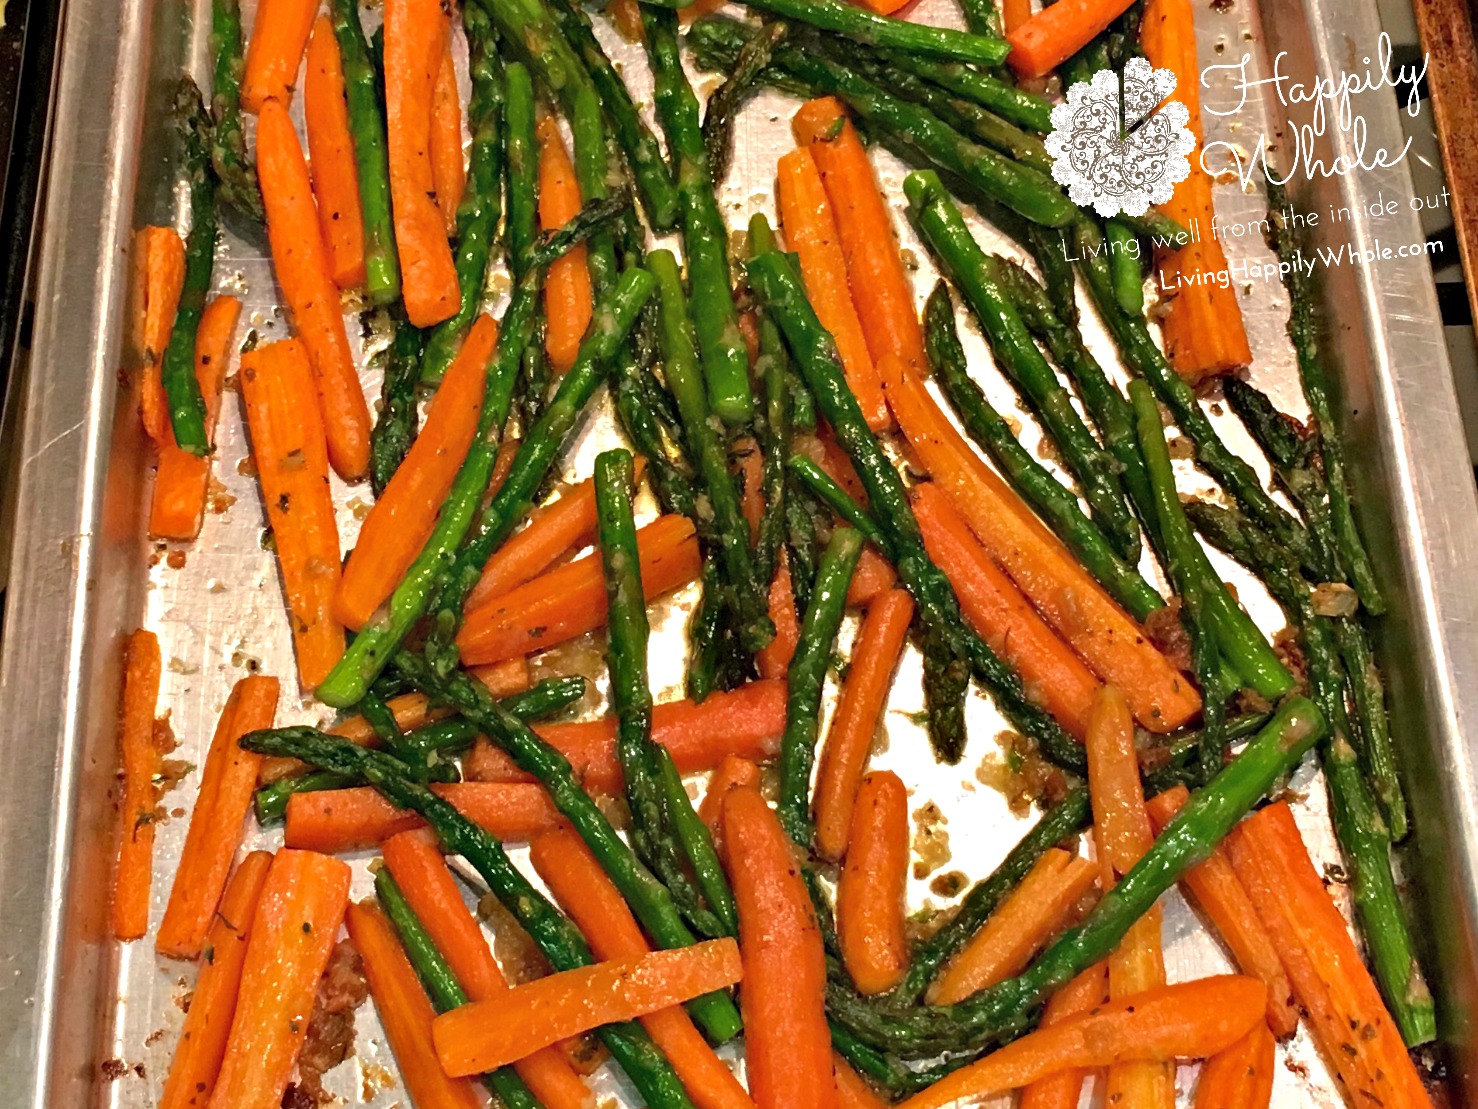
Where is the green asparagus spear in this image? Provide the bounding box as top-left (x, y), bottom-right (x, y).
top-left (239, 727), bottom-right (698, 1109)
top-left (752, 221), bottom-right (794, 590)
top-left (730, 0), bottom-right (1010, 65)
top-left (316, 223), bottom-right (644, 707)
top-left (207, 0), bottom-right (264, 222)
top-left (779, 528), bottom-right (865, 845)
top-left (883, 52), bottom-right (1052, 133)
top-left (1331, 617), bottom-right (1407, 841)
top-left (420, 8), bottom-right (503, 385)
top-left (786, 455), bottom-right (890, 554)
top-left (645, 8), bottom-right (753, 425)
top-left (905, 173), bottom-right (1140, 560)
top-left (919, 619), bottom-right (972, 763)
top-left (1131, 381), bottom-right (1293, 700)
top-left (374, 871), bottom-right (544, 1109)
top-left (160, 79), bottom-right (217, 457)
top-left (504, 62), bottom-right (539, 279)
top-left (746, 247), bottom-right (1086, 772)
top-left (704, 23), bottom-right (790, 184)
top-left (1105, 218), bottom-right (1144, 316)
top-left (651, 743), bottom-right (739, 935)
top-left (253, 768), bottom-right (352, 825)
top-left (370, 314), bottom-right (424, 496)
top-left (329, 0), bottom-right (399, 305)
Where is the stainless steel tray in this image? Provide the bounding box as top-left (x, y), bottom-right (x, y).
top-left (3, 0), bottom-right (1477, 1102)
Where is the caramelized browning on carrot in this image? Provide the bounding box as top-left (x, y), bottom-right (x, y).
top-left (838, 771), bottom-right (911, 994)
top-left (305, 16), bottom-right (368, 289)
top-left (113, 628), bottom-right (163, 941)
top-left (538, 116), bottom-right (593, 373)
top-left (285, 782), bottom-right (565, 853)
top-left (239, 338), bottom-right (345, 688)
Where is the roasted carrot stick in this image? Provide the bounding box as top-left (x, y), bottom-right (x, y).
top-left (256, 99), bottom-right (373, 480)
top-left (467, 461), bottom-right (647, 611)
top-left (698, 756), bottom-right (762, 856)
top-left (159, 851), bottom-right (274, 1109)
top-left (1142, 0), bottom-right (1250, 383)
top-left (150, 294), bottom-right (242, 540)
top-left (113, 628), bottom-right (162, 941)
top-left (432, 940), bottom-right (743, 1076)
top-left (838, 771), bottom-right (911, 994)
top-left (834, 1056), bottom-right (891, 1109)
top-left (1088, 685), bottom-right (1174, 1109)
top-left (898, 977), bottom-right (1268, 1109)
top-left (285, 782), bottom-right (565, 853)
top-left (1192, 1019), bottom-right (1275, 1109)
top-left (880, 354), bottom-right (1200, 732)
top-left (382, 832), bottom-right (595, 1109)
top-left (538, 116), bottom-right (592, 374)
top-left (241, 0), bottom-right (318, 111)
top-left (846, 546), bottom-right (898, 606)
top-left (346, 900), bottom-right (484, 1109)
top-left (777, 146), bottom-right (887, 431)
top-left (1001, 0), bottom-right (1033, 32)
top-left (208, 849), bottom-right (352, 1109)
top-left (1227, 803), bottom-right (1434, 1109)
top-left (463, 680), bottom-right (787, 791)
top-left (928, 849), bottom-right (1098, 1004)
top-left (157, 675), bottom-right (280, 959)
top-left (384, 0), bottom-right (459, 327)
top-left (1146, 786), bottom-right (1298, 1037)
top-left (133, 225), bottom-right (185, 444)
top-left (913, 483), bottom-right (1101, 738)
top-left (756, 550), bottom-right (800, 680)
top-left (791, 98), bottom-right (927, 376)
top-left (455, 514), bottom-right (702, 665)
top-left (1016, 963), bottom-right (1109, 1109)
top-left (429, 44), bottom-right (465, 236)
top-left (335, 314), bottom-right (498, 629)
top-left (724, 787), bottom-right (838, 1109)
top-left (240, 338), bottom-right (345, 688)
top-left (1005, 0), bottom-right (1136, 78)
top-left (813, 588), bottom-right (913, 862)
top-left (305, 16), bottom-right (368, 289)
top-left (531, 828), bottom-right (757, 1109)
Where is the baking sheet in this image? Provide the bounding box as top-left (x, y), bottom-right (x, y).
top-left (3, 0), bottom-right (1478, 1103)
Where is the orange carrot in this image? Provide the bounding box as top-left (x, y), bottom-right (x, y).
top-left (777, 146), bottom-right (887, 431)
top-left (698, 756), bottom-right (762, 855)
top-left (1142, 0), bottom-right (1250, 382)
top-left (608, 0), bottom-right (645, 39)
top-left (464, 680), bottom-right (787, 792)
top-left (531, 828), bottom-right (757, 1109)
top-left (1146, 786), bottom-right (1298, 1037)
top-left (756, 549), bottom-right (800, 680)
top-left (1087, 685), bottom-right (1173, 1109)
top-left (346, 900), bottom-right (484, 1109)
top-left (471, 657), bottom-right (534, 697)
top-left (285, 782), bottom-right (565, 853)
top-left (813, 588), bottom-right (913, 862)
top-left (133, 226), bottom-right (186, 444)
top-left (928, 849), bottom-right (1098, 1004)
top-left (724, 787), bottom-right (839, 1109)
top-left (159, 851), bottom-right (274, 1109)
top-left (113, 628), bottom-right (162, 941)
top-left (456, 514), bottom-right (702, 664)
top-left (1193, 1019), bottom-right (1275, 1109)
top-left (1017, 963), bottom-right (1109, 1109)
top-left (838, 771), bottom-right (911, 995)
top-left (880, 354), bottom-right (1200, 732)
top-left (432, 940), bottom-right (743, 1076)
top-left (241, 0), bottom-right (318, 111)
top-left (384, 0), bottom-right (459, 326)
top-left (208, 849), bottom-right (352, 1109)
top-left (913, 483), bottom-right (1101, 738)
top-left (382, 833), bottom-right (595, 1109)
top-left (738, 438), bottom-right (765, 538)
top-left (1001, 0), bottom-right (1033, 32)
top-left (898, 977), bottom-right (1267, 1109)
top-left (240, 338), bottom-right (345, 688)
top-left (539, 116), bottom-right (593, 373)
top-left (467, 461), bottom-right (646, 611)
top-left (1005, 0), bottom-right (1136, 78)
top-left (1227, 803), bottom-right (1434, 1109)
top-left (834, 1056), bottom-right (891, 1109)
top-left (256, 98), bottom-right (373, 479)
top-left (305, 16), bottom-right (368, 289)
top-left (150, 295), bottom-right (242, 540)
top-left (157, 675), bottom-right (280, 959)
top-left (335, 314), bottom-right (498, 629)
top-left (430, 45), bottom-right (465, 236)
top-left (846, 546), bottom-right (898, 606)
top-left (791, 99), bottom-right (927, 376)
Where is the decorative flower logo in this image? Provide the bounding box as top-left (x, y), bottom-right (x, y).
top-left (1045, 57), bottom-right (1195, 218)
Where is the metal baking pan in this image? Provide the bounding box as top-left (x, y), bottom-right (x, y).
top-left (3, 0), bottom-right (1477, 1101)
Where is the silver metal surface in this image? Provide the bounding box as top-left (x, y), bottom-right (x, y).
top-left (1, 0), bottom-right (1476, 1103)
